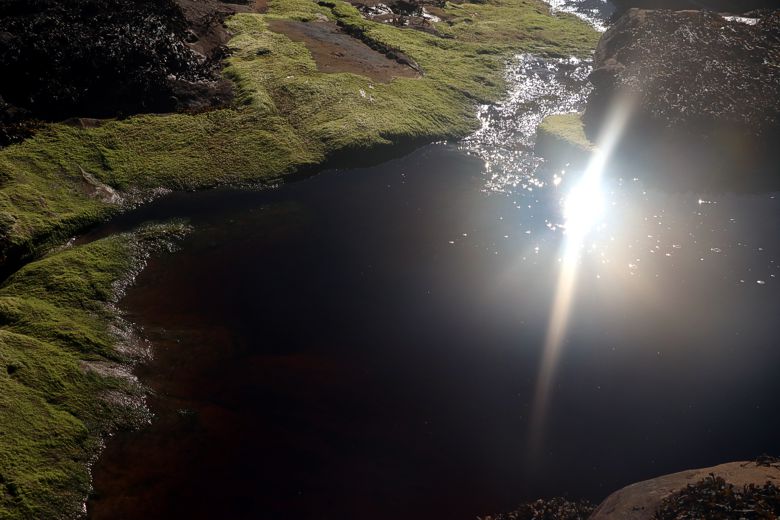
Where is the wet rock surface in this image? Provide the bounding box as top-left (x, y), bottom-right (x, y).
top-left (0, 0), bottom-right (246, 146)
top-left (266, 19), bottom-right (421, 82)
top-left (654, 473), bottom-right (780, 520)
top-left (348, 0), bottom-right (449, 36)
top-left (583, 8), bottom-right (780, 187)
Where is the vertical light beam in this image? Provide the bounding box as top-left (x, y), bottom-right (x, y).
top-left (528, 97), bottom-right (634, 454)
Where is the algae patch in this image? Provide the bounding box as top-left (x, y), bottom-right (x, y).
top-left (0, 222), bottom-right (189, 519)
top-left (0, 0), bottom-right (597, 266)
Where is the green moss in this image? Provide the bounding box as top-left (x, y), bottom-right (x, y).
top-left (432, 0), bottom-right (598, 54)
top-left (0, 0), bottom-right (597, 264)
top-left (538, 113), bottom-right (592, 148)
top-left (233, 0), bottom-right (597, 150)
top-left (0, 222), bottom-right (188, 519)
top-left (535, 112), bottom-right (593, 164)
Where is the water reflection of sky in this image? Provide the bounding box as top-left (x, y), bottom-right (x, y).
top-left (459, 54), bottom-right (591, 193)
top-left (88, 146), bottom-right (780, 520)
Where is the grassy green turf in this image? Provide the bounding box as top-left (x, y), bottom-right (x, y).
top-left (0, 222), bottom-right (189, 519)
top-left (0, 1), bottom-right (598, 516)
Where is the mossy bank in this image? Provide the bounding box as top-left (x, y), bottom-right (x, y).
top-left (0, 0), bottom-right (598, 517)
top-left (0, 222), bottom-right (189, 518)
top-left (0, 0), bottom-right (596, 267)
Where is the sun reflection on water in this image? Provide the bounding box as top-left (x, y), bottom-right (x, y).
top-left (528, 97), bottom-right (633, 453)
top-left (562, 158), bottom-right (607, 243)
top-left (456, 53), bottom-right (780, 461)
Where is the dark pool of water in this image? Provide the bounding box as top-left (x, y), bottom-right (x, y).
top-left (85, 141), bottom-right (780, 519)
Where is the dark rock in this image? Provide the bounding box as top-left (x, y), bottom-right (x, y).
top-left (480, 497), bottom-right (595, 520)
top-left (0, 0), bottom-right (239, 145)
top-left (655, 474), bottom-right (780, 520)
top-left (349, 0), bottom-right (448, 36)
top-left (612, 0), bottom-right (780, 15)
top-left (583, 8), bottom-right (780, 188)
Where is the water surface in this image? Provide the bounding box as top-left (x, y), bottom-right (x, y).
top-left (87, 54), bottom-right (780, 519)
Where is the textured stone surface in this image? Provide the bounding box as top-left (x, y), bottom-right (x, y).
top-left (591, 461), bottom-right (780, 520)
top-left (584, 9), bottom-right (780, 138)
top-left (581, 8), bottom-right (780, 187)
top-left (612, 1), bottom-right (777, 14)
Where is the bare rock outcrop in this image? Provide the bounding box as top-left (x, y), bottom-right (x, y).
top-left (590, 460), bottom-right (780, 519)
top-left (583, 8), bottom-right (780, 187)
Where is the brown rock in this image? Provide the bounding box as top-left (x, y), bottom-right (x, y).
top-left (582, 8), bottom-right (780, 188)
top-left (590, 461), bottom-right (780, 520)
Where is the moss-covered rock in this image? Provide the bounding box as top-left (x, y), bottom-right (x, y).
top-left (535, 112), bottom-right (593, 165)
top-left (0, 0), bottom-right (598, 267)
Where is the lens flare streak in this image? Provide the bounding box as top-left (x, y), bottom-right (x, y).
top-left (529, 99), bottom-right (633, 452)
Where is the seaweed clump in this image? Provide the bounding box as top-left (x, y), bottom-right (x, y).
top-left (480, 498), bottom-right (595, 520)
top-left (0, 0), bottom-right (231, 145)
top-left (654, 474), bottom-right (780, 520)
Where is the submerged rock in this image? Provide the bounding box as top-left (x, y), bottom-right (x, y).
top-left (582, 8), bottom-right (780, 188)
top-left (535, 113), bottom-right (593, 166)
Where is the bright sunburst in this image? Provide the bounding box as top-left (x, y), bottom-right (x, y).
top-left (529, 97), bottom-right (635, 453)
